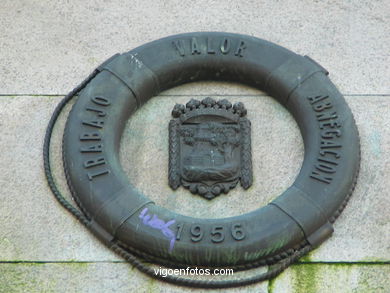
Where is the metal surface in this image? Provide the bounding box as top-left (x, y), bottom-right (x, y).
top-left (169, 97), bottom-right (252, 199)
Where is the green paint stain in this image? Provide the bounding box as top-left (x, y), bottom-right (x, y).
top-left (243, 237), bottom-right (289, 262)
top-left (268, 276), bottom-right (276, 292)
top-left (0, 264), bottom-right (56, 293)
top-left (299, 252), bottom-right (312, 263)
top-left (268, 264), bottom-right (389, 292)
top-left (291, 264), bottom-right (318, 293)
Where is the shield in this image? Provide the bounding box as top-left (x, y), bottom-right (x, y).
top-left (169, 97), bottom-right (252, 199)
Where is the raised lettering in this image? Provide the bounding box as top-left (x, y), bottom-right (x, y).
top-left (80, 144), bottom-right (103, 153)
top-left (234, 40), bottom-right (246, 57)
top-left (92, 96), bottom-right (110, 106)
top-left (307, 95), bottom-right (342, 184)
top-left (231, 223), bottom-right (245, 240)
top-left (80, 132), bottom-right (101, 141)
top-left (308, 95), bottom-right (328, 104)
top-left (220, 38), bottom-right (231, 54)
top-left (317, 111), bottom-right (337, 121)
top-left (310, 171), bottom-right (332, 184)
top-left (207, 37), bottom-right (215, 54)
top-left (315, 162), bottom-right (336, 173)
top-left (86, 107), bottom-right (106, 117)
top-left (318, 157), bottom-right (338, 166)
top-left (313, 101), bottom-right (332, 112)
top-left (319, 119), bottom-right (341, 129)
top-left (87, 169), bottom-right (110, 181)
top-left (173, 40), bottom-right (185, 56)
top-left (82, 120), bottom-right (104, 129)
top-left (319, 149), bottom-right (341, 159)
top-left (171, 37), bottom-right (247, 58)
top-left (176, 223), bottom-right (184, 240)
top-left (84, 157), bottom-right (106, 168)
top-left (190, 225), bottom-right (204, 242)
top-left (321, 140), bottom-right (341, 149)
top-left (191, 37), bottom-right (201, 55)
top-left (211, 226), bottom-right (225, 243)
top-left (321, 129), bottom-right (341, 139)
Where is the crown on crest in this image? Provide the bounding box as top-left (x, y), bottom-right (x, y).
top-left (171, 97), bottom-right (247, 122)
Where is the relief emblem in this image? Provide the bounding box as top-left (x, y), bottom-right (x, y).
top-left (168, 97), bottom-right (252, 199)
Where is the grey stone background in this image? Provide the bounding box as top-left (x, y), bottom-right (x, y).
top-left (0, 1), bottom-right (389, 292)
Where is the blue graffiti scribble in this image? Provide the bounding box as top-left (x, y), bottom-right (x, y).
top-left (139, 208), bottom-right (176, 252)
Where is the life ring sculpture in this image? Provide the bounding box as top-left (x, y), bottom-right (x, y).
top-left (44, 32), bottom-right (360, 288)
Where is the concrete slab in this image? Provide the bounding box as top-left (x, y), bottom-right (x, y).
top-left (0, 96), bottom-right (120, 262)
top-left (269, 264), bottom-right (390, 293)
top-left (0, 1), bottom-right (389, 95)
top-left (0, 263), bottom-right (269, 293)
top-left (0, 94), bottom-right (389, 264)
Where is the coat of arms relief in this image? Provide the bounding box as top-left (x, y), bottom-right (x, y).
top-left (168, 97), bottom-right (252, 199)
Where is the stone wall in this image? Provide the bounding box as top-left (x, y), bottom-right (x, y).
top-left (0, 1), bottom-right (389, 292)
